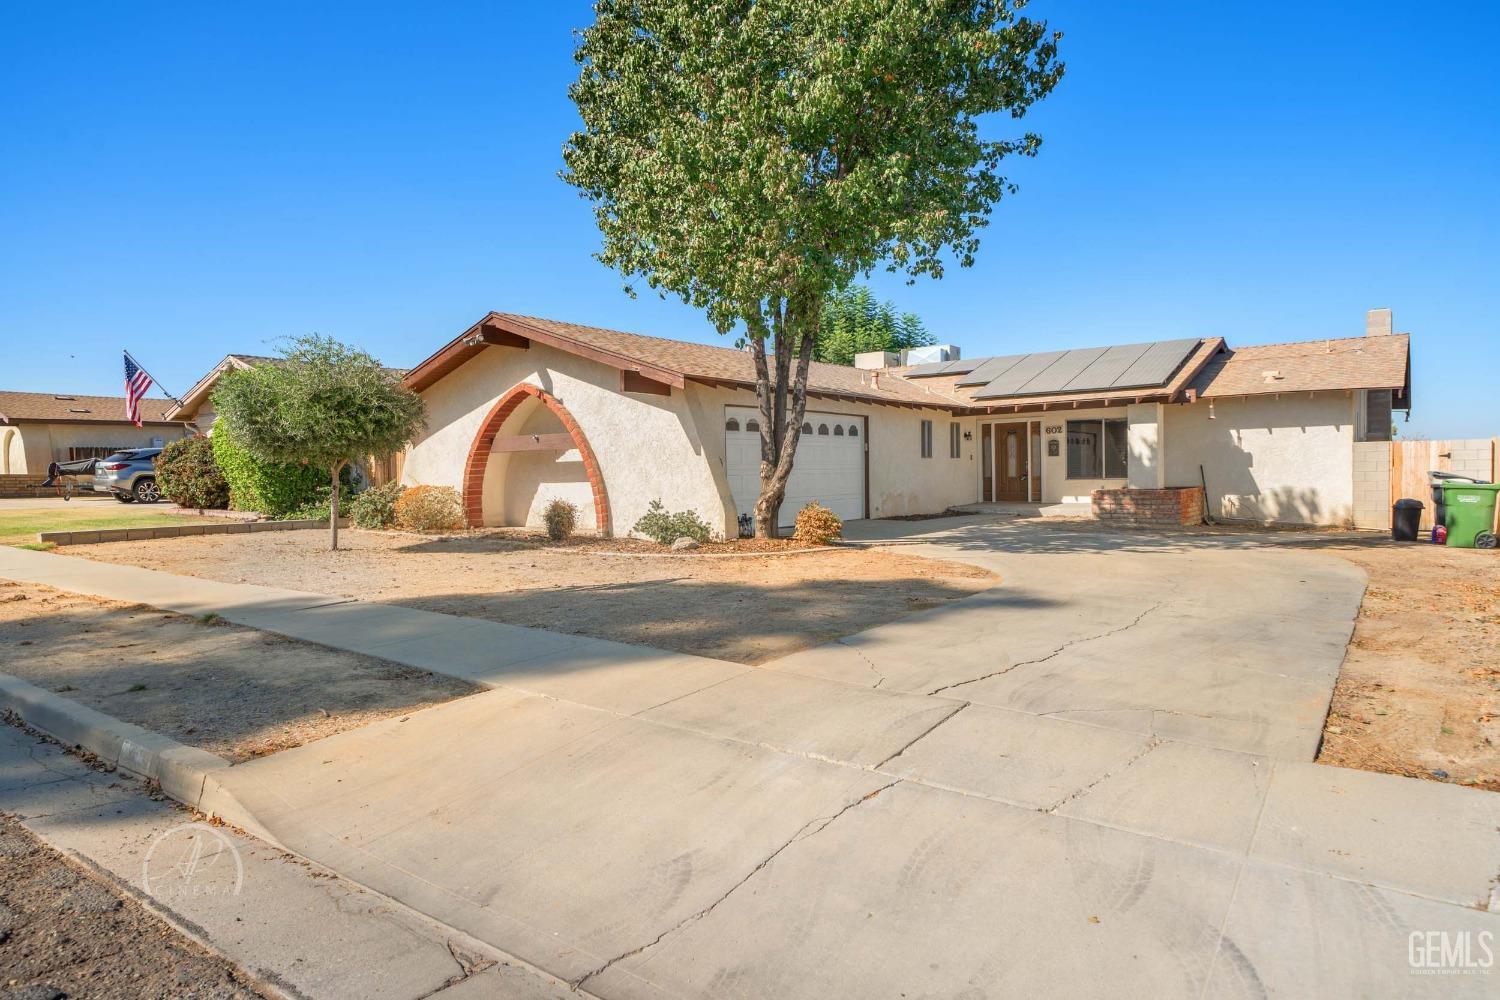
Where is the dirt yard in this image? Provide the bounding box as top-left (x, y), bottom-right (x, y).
top-left (0, 814), bottom-right (268, 999)
top-left (1314, 540), bottom-right (1499, 791)
top-left (66, 530), bottom-right (998, 664)
top-left (0, 582), bottom-right (476, 762)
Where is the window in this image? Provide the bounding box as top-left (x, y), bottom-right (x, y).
top-left (725, 417), bottom-right (740, 431)
top-left (817, 423), bottom-right (829, 435)
top-left (746, 418), bottom-right (760, 432)
top-left (848, 424), bottom-right (858, 437)
top-left (1066, 418), bottom-right (1128, 479)
top-left (920, 419), bottom-right (933, 458)
top-left (803, 422), bottom-right (813, 434)
top-left (833, 424), bottom-right (845, 436)
top-left (949, 422), bottom-right (961, 459)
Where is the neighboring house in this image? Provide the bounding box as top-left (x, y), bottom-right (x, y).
top-left (0, 391), bottom-right (188, 476)
top-left (166, 354), bottom-right (278, 434)
top-left (399, 308), bottom-right (1411, 535)
top-left (169, 353), bottom-right (409, 486)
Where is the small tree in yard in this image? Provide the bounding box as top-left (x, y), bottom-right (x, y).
top-left (212, 335), bottom-right (426, 550)
top-left (564, 0), bottom-right (1062, 535)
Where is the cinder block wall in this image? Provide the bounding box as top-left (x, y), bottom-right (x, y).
top-left (1447, 440), bottom-right (1496, 481)
top-left (1351, 442), bottom-right (1392, 530)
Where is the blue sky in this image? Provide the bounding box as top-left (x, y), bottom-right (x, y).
top-left (2, 2), bottom-right (1495, 436)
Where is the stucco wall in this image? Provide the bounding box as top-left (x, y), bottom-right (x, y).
top-left (1164, 393), bottom-right (1357, 525)
top-left (4, 423), bottom-right (187, 475)
top-left (688, 383), bottom-right (977, 527)
top-left (403, 343), bottom-right (726, 537)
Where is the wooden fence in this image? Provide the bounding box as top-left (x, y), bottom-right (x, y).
top-left (1389, 438), bottom-right (1498, 530)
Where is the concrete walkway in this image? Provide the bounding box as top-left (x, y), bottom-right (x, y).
top-left (2, 532), bottom-right (1497, 997)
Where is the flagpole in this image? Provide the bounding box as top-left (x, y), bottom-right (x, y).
top-left (123, 350), bottom-right (183, 407)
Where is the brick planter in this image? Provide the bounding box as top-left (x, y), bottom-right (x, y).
top-left (1091, 487), bottom-right (1205, 528)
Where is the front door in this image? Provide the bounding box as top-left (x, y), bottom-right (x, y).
top-left (993, 422), bottom-right (1029, 501)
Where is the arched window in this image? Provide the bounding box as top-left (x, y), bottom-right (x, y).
top-left (725, 417), bottom-right (740, 431)
top-left (802, 422), bottom-right (813, 434)
top-left (817, 423), bottom-right (829, 435)
top-left (833, 424), bottom-right (845, 436)
top-left (848, 424), bottom-right (859, 437)
top-left (746, 419), bottom-right (761, 432)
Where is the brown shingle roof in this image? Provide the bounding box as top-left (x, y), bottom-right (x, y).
top-left (406, 312), bottom-right (968, 409)
top-left (1189, 333), bottom-right (1410, 403)
top-left (0, 392), bottom-right (180, 425)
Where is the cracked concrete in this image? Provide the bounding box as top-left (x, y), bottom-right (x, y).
top-left (573, 779), bottom-right (902, 990)
top-left (926, 600), bottom-right (1167, 695)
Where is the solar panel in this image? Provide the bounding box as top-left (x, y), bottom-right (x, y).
top-left (1014, 346), bottom-right (1108, 395)
top-left (972, 350), bottom-right (1071, 398)
top-left (893, 358), bottom-right (979, 378)
top-left (1059, 342), bottom-right (1154, 391)
top-left (1109, 338), bottom-right (1200, 389)
top-left (955, 353), bottom-right (1026, 387)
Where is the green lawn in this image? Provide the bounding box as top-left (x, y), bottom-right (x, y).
top-left (0, 509), bottom-right (203, 546)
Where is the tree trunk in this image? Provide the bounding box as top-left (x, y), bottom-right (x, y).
top-left (753, 295), bottom-right (818, 538)
top-left (329, 461), bottom-right (344, 551)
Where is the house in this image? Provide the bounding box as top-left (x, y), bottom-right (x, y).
top-left (398, 308), bottom-right (1411, 535)
top-left (169, 353), bottom-right (409, 486)
top-left (0, 391), bottom-right (188, 477)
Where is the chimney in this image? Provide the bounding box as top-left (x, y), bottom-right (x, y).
top-left (1366, 308), bottom-right (1393, 337)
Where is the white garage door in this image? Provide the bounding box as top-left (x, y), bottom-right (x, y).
top-left (725, 406), bottom-right (865, 530)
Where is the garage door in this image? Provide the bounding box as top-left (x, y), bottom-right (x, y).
top-left (725, 406), bottom-right (865, 530)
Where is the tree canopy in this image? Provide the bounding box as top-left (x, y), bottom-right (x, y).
top-left (212, 335), bottom-right (426, 548)
top-left (564, 0), bottom-right (1063, 533)
top-left (816, 286), bottom-right (934, 367)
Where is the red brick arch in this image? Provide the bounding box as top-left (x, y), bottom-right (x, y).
top-left (462, 383), bottom-right (611, 535)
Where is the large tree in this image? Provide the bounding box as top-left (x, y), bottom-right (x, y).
top-left (816, 285), bottom-right (934, 367)
top-left (212, 335), bottom-right (426, 550)
top-left (564, 0), bottom-right (1063, 535)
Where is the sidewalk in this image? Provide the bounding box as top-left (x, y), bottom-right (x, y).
top-left (0, 720), bottom-right (581, 1000)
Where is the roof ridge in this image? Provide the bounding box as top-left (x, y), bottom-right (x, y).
top-left (1223, 331), bottom-right (1409, 353)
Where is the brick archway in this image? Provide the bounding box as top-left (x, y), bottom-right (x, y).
top-left (462, 383), bottom-right (611, 535)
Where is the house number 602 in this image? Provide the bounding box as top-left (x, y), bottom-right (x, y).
top-left (1044, 425), bottom-right (1063, 434)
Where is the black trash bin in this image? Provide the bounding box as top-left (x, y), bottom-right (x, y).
top-left (1392, 498), bottom-right (1424, 542)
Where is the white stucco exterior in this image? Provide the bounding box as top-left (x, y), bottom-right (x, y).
top-left (403, 339), bottom-right (1372, 535)
top-left (1163, 392), bottom-right (1357, 525)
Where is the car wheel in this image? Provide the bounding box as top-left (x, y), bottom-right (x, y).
top-left (115, 493), bottom-right (135, 503)
top-left (134, 478), bottom-right (161, 504)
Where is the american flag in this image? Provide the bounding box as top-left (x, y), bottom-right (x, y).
top-left (123, 353), bottom-right (153, 427)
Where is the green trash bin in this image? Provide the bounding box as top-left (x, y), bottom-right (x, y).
top-left (1438, 481), bottom-right (1500, 548)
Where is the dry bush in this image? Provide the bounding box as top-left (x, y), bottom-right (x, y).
top-left (393, 485), bottom-right (464, 532)
top-left (543, 498), bottom-right (579, 541)
top-left (793, 502), bottom-right (842, 545)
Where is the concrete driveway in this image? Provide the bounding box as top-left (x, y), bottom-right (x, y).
top-left (1, 520), bottom-right (1495, 996)
top-left (190, 517), bottom-right (1498, 998)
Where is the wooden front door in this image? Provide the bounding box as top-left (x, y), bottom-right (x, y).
top-left (993, 422), bottom-right (1029, 501)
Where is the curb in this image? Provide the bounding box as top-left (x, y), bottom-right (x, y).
top-left (0, 672), bottom-right (278, 845)
top-left (40, 517), bottom-right (351, 547)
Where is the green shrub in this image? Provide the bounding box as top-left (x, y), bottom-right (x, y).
top-left (393, 484), bottom-right (464, 532)
top-left (211, 416), bottom-right (346, 517)
top-left (277, 484), bottom-right (352, 522)
top-left (633, 499), bottom-right (713, 545)
top-left (155, 436), bottom-right (229, 510)
top-left (542, 498), bottom-right (578, 541)
top-left (793, 501), bottom-right (842, 544)
top-left (350, 482), bottom-right (407, 530)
